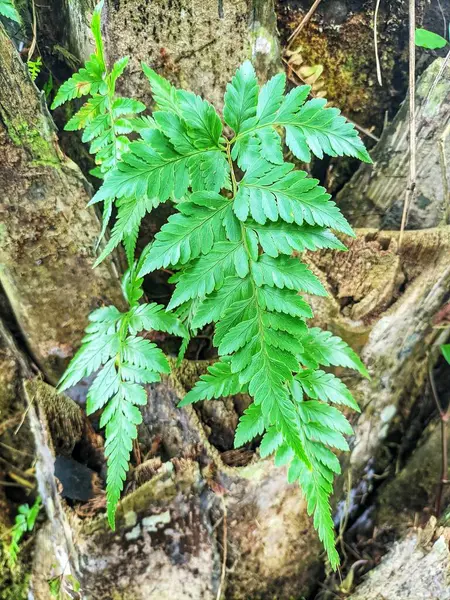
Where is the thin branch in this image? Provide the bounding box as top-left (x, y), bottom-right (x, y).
top-left (27, 0), bottom-right (37, 61)
top-left (374, 0), bottom-right (383, 86)
top-left (336, 470), bottom-right (352, 560)
top-left (216, 495), bottom-right (228, 600)
top-left (8, 470), bottom-right (35, 489)
top-left (429, 355), bottom-right (446, 419)
top-left (427, 328), bottom-right (450, 517)
top-left (0, 414), bottom-right (22, 436)
top-left (345, 115), bottom-right (381, 143)
top-left (399, 0), bottom-right (416, 248)
top-left (436, 0), bottom-right (447, 38)
top-left (14, 395), bottom-right (35, 435)
top-left (0, 441), bottom-right (33, 456)
top-left (0, 480), bottom-right (28, 488)
top-left (429, 353), bottom-right (449, 516)
top-left (286, 0), bottom-right (323, 50)
top-left (132, 438), bottom-right (142, 466)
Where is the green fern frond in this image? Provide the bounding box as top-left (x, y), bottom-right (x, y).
top-left (233, 159), bottom-right (354, 235)
top-left (50, 1), bottom-right (145, 260)
top-left (146, 63), bottom-right (369, 567)
top-left (56, 18), bottom-right (372, 566)
top-left (58, 267), bottom-right (186, 527)
top-left (225, 62), bottom-right (372, 165)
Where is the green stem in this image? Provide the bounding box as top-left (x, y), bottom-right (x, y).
top-left (225, 141), bottom-right (270, 361)
top-left (225, 141), bottom-right (238, 196)
top-left (105, 73), bottom-right (121, 167)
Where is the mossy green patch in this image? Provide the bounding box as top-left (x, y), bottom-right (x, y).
top-left (3, 116), bottom-right (59, 166)
top-left (0, 537), bottom-right (30, 600)
top-left (290, 19), bottom-right (402, 128)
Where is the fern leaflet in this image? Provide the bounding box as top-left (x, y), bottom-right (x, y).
top-left (0, 0), bottom-right (20, 22)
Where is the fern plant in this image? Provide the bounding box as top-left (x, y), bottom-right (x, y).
top-left (55, 2), bottom-right (371, 567)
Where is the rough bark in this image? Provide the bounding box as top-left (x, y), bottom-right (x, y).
top-left (305, 227), bottom-right (450, 475)
top-left (348, 520), bottom-right (450, 600)
top-left (42, 0), bottom-right (281, 109)
top-left (337, 58), bottom-right (450, 230)
top-left (0, 24), bottom-right (124, 384)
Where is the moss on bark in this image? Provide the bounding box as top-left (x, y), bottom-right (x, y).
top-left (0, 23), bottom-right (125, 384)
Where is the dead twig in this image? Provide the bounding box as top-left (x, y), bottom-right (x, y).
top-left (27, 0), bottom-right (37, 61)
top-left (0, 414), bottom-right (22, 436)
top-left (0, 480), bottom-right (28, 488)
top-left (8, 470), bottom-right (35, 489)
top-left (216, 495), bottom-right (228, 600)
top-left (345, 116), bottom-right (381, 143)
top-left (132, 438), bottom-right (142, 466)
top-left (335, 470), bottom-right (353, 560)
top-left (0, 456), bottom-right (35, 489)
top-left (0, 440), bottom-right (33, 456)
top-left (14, 394), bottom-right (35, 435)
top-left (399, 0), bottom-right (416, 248)
top-left (438, 121), bottom-right (450, 225)
top-left (286, 0), bottom-right (323, 51)
top-left (373, 0), bottom-right (383, 86)
top-left (436, 0), bottom-right (447, 38)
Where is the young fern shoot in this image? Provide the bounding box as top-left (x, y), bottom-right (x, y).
top-left (6, 496), bottom-right (41, 569)
top-left (58, 264), bottom-right (187, 527)
top-left (56, 2), bottom-right (371, 567)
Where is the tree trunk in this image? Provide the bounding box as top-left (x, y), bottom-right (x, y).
top-left (0, 24), bottom-right (124, 384)
top-left (1, 1), bottom-right (450, 599)
top-left (43, 0), bottom-right (281, 108)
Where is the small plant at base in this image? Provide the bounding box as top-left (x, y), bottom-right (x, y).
top-left (4, 496), bottom-right (41, 569)
top-left (27, 56), bottom-right (42, 82)
top-left (58, 264), bottom-right (187, 527)
top-left (48, 571), bottom-right (81, 599)
top-left (55, 2), bottom-right (371, 567)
